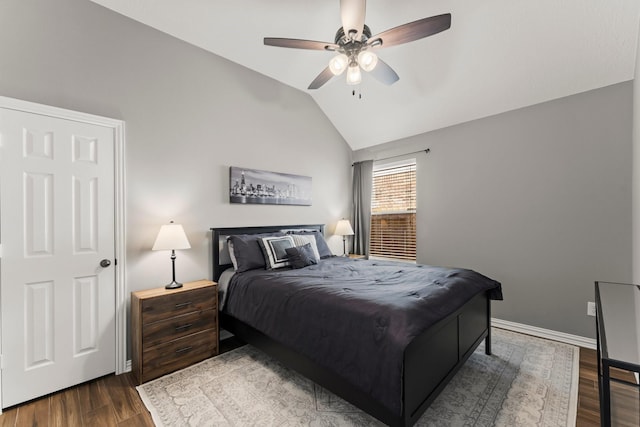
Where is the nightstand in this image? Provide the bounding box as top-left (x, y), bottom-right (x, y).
top-left (131, 280), bottom-right (218, 384)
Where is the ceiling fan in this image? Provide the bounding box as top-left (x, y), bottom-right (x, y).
top-left (264, 0), bottom-right (451, 90)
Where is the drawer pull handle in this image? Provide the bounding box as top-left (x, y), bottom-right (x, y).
top-left (174, 302), bottom-right (192, 309)
top-left (175, 323), bottom-right (193, 331)
top-left (175, 346), bottom-right (193, 354)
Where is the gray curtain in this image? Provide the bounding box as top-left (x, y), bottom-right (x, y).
top-left (351, 160), bottom-right (373, 257)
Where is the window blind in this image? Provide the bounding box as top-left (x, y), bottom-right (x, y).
top-left (370, 162), bottom-right (416, 260)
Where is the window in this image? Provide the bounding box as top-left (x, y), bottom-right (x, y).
top-left (370, 160), bottom-right (416, 261)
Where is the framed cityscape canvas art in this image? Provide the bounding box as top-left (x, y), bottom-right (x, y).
top-left (229, 166), bottom-right (312, 206)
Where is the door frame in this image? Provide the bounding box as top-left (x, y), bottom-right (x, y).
top-left (0, 96), bottom-right (127, 407)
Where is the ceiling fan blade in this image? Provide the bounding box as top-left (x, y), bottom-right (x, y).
top-left (264, 38), bottom-right (337, 51)
top-left (369, 13), bottom-right (451, 49)
top-left (308, 66), bottom-right (335, 90)
top-left (368, 58), bottom-right (399, 86)
top-left (340, 0), bottom-right (366, 38)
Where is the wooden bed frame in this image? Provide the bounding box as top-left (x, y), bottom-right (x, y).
top-left (211, 225), bottom-right (492, 427)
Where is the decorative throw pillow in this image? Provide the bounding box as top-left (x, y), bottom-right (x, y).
top-left (290, 234), bottom-right (321, 260)
top-left (259, 235), bottom-right (295, 270)
top-left (228, 239), bottom-right (238, 270)
top-left (290, 231), bottom-right (333, 258)
top-left (227, 232), bottom-right (285, 272)
top-left (285, 243), bottom-right (318, 269)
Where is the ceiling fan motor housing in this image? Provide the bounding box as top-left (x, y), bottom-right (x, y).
top-left (335, 24), bottom-right (372, 45)
top-left (334, 24), bottom-right (373, 63)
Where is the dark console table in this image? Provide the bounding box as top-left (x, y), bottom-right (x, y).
top-left (595, 281), bottom-right (640, 426)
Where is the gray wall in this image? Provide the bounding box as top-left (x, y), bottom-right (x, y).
top-left (355, 82), bottom-right (633, 339)
top-left (0, 0), bottom-right (352, 292)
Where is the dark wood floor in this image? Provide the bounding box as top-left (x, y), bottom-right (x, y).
top-left (0, 341), bottom-right (619, 426)
top-left (577, 347), bottom-right (602, 426)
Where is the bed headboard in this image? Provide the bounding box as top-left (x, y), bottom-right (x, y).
top-left (210, 224), bottom-right (324, 282)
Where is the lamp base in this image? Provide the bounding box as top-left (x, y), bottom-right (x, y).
top-left (165, 281), bottom-right (183, 289)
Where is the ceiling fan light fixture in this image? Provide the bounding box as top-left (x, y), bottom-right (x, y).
top-left (329, 54), bottom-right (349, 75)
top-left (346, 63), bottom-right (362, 85)
top-left (358, 50), bottom-right (378, 72)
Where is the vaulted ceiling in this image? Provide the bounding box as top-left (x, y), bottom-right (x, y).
top-left (91, 0), bottom-right (639, 151)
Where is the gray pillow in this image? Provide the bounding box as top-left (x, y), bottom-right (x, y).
top-left (227, 232), bottom-right (285, 272)
top-left (285, 243), bottom-right (318, 269)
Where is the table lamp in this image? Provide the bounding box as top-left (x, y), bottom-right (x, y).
top-left (152, 221), bottom-right (191, 289)
top-left (335, 219), bottom-right (354, 256)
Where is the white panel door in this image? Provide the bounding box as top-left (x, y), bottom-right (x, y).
top-left (0, 108), bottom-right (116, 407)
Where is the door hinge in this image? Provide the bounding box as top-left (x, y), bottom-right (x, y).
top-left (114, 258), bottom-right (117, 266)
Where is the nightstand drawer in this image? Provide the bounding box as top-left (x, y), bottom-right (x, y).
top-left (141, 329), bottom-right (217, 382)
top-left (143, 309), bottom-right (217, 348)
top-left (141, 287), bottom-right (215, 324)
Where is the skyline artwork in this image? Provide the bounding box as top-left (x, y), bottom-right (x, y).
top-left (229, 166), bottom-right (312, 206)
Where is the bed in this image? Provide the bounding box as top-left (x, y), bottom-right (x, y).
top-left (211, 224), bottom-right (502, 427)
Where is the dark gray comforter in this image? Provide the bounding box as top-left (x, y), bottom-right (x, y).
top-left (223, 257), bottom-right (502, 416)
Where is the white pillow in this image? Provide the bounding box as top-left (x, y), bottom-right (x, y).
top-left (290, 234), bottom-right (320, 261)
top-left (227, 239), bottom-right (238, 270)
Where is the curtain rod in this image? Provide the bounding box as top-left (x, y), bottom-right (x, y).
top-left (352, 148), bottom-right (430, 166)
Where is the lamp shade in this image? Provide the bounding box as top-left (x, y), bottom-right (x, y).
top-left (335, 219), bottom-right (354, 236)
top-left (152, 222), bottom-right (191, 250)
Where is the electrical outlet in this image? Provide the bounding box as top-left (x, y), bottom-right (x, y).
top-left (587, 301), bottom-right (596, 317)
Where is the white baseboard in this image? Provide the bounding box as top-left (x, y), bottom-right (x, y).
top-left (492, 318), bottom-right (596, 350)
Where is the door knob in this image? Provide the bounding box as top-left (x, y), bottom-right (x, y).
top-left (100, 259), bottom-right (111, 268)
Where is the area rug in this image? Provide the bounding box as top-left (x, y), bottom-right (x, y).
top-left (137, 328), bottom-right (579, 426)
